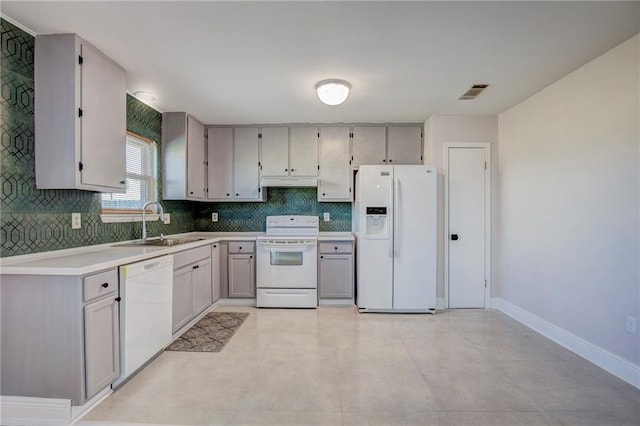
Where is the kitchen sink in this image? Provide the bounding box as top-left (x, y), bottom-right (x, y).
top-left (115, 237), bottom-right (208, 247)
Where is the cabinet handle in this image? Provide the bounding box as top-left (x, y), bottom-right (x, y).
top-left (226, 193), bottom-right (230, 197)
top-left (291, 168), bottom-right (295, 172)
top-left (389, 159), bottom-right (393, 163)
top-left (101, 282), bottom-right (109, 288)
top-left (213, 244), bottom-right (217, 248)
top-left (249, 255), bottom-right (253, 259)
top-left (334, 247), bottom-right (338, 250)
top-left (285, 169), bottom-right (288, 172)
top-left (190, 191), bottom-right (194, 195)
top-left (120, 180), bottom-right (126, 185)
top-left (115, 297), bottom-right (121, 302)
top-left (236, 193), bottom-right (239, 196)
top-left (322, 193), bottom-right (326, 196)
top-left (320, 255), bottom-right (324, 259)
top-left (192, 265), bottom-right (199, 270)
top-left (383, 159), bottom-right (386, 163)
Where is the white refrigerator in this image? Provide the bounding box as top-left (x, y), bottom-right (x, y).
top-left (354, 165), bottom-right (437, 312)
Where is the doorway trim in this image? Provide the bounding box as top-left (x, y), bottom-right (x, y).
top-left (444, 142), bottom-right (491, 309)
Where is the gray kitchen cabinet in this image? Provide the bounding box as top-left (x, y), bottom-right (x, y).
top-left (163, 112), bottom-right (206, 200)
top-left (172, 267), bottom-right (194, 333)
top-left (260, 127), bottom-right (289, 177)
top-left (289, 126), bottom-right (319, 177)
top-left (212, 243), bottom-right (221, 303)
top-left (207, 127), bottom-right (234, 200)
top-left (318, 241), bottom-right (354, 303)
top-left (0, 268), bottom-right (120, 406)
top-left (351, 126), bottom-right (386, 166)
top-left (172, 246), bottom-right (212, 334)
top-left (84, 295), bottom-right (120, 399)
top-left (387, 126), bottom-right (423, 165)
top-left (228, 242), bottom-right (256, 298)
top-left (207, 127), bottom-right (265, 201)
top-left (318, 126), bottom-right (352, 202)
top-left (34, 34), bottom-right (126, 192)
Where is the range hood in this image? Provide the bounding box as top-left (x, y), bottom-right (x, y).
top-left (260, 177), bottom-right (318, 187)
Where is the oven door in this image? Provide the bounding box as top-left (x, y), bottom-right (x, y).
top-left (256, 239), bottom-right (318, 289)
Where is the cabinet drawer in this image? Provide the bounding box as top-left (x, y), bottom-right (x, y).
top-left (174, 245), bottom-right (211, 270)
top-left (84, 269), bottom-right (118, 302)
top-left (228, 241), bottom-right (255, 254)
top-left (319, 242), bottom-right (353, 254)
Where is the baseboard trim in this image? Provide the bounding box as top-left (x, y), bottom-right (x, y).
top-left (319, 299), bottom-right (354, 307)
top-left (216, 298), bottom-right (257, 307)
top-left (493, 298), bottom-right (640, 389)
top-left (0, 396), bottom-right (71, 425)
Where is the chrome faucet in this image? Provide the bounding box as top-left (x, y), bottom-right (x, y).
top-left (141, 201), bottom-right (165, 242)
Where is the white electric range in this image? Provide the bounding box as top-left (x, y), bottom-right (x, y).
top-left (256, 215), bottom-right (319, 308)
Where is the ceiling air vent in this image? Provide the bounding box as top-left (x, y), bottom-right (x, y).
top-left (459, 84), bottom-right (490, 100)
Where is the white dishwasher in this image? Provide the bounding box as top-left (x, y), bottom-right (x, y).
top-left (116, 255), bottom-right (173, 385)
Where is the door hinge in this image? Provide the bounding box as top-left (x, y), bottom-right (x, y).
top-left (350, 132), bottom-right (354, 138)
top-left (78, 55), bottom-right (83, 65)
top-left (78, 108), bottom-right (83, 117)
top-left (258, 187), bottom-right (261, 193)
top-left (349, 187), bottom-right (352, 193)
top-left (485, 280), bottom-right (487, 288)
top-left (317, 132), bottom-right (320, 138)
top-left (317, 165), bottom-right (320, 170)
top-left (258, 133), bottom-right (262, 139)
top-left (78, 161), bottom-right (83, 172)
top-left (421, 155), bottom-right (423, 161)
top-left (484, 161), bottom-right (487, 170)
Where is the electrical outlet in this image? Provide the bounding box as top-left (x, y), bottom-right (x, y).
top-left (626, 316), bottom-right (637, 335)
top-left (163, 213), bottom-right (171, 224)
top-left (71, 213), bottom-right (81, 229)
top-left (212, 212), bottom-right (218, 222)
top-left (323, 212), bottom-right (330, 222)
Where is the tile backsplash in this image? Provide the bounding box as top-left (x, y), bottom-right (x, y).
top-left (0, 18), bottom-right (351, 258)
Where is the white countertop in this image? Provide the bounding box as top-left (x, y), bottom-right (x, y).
top-left (318, 232), bottom-right (355, 241)
top-left (0, 232), bottom-right (264, 276)
top-left (0, 231), bottom-right (354, 275)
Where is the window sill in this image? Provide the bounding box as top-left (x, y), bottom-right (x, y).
top-left (100, 213), bottom-right (161, 224)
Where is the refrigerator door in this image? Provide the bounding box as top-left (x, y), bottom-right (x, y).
top-left (392, 166), bottom-right (437, 311)
top-left (356, 165), bottom-right (394, 310)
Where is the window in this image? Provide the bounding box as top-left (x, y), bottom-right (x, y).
top-left (101, 133), bottom-right (158, 215)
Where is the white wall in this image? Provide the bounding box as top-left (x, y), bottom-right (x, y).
top-left (423, 115), bottom-right (498, 304)
top-left (498, 35), bottom-right (640, 365)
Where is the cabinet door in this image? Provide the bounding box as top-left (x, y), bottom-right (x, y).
top-left (234, 127), bottom-right (261, 199)
top-left (319, 254), bottom-right (354, 299)
top-left (228, 254), bottom-right (255, 298)
top-left (318, 126), bottom-right (351, 201)
top-left (207, 128), bottom-right (234, 200)
top-left (84, 296), bottom-right (120, 399)
top-left (387, 126), bottom-right (422, 165)
top-left (192, 259), bottom-right (212, 315)
top-left (352, 126), bottom-right (386, 166)
top-left (186, 116), bottom-right (206, 199)
top-left (80, 41), bottom-right (126, 190)
top-left (172, 268), bottom-right (193, 333)
top-left (212, 243), bottom-right (221, 303)
top-left (260, 127), bottom-right (289, 177)
top-left (289, 126), bottom-right (318, 177)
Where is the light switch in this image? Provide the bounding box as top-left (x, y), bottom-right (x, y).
top-left (71, 213), bottom-right (81, 229)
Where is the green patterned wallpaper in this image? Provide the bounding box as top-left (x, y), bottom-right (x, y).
top-left (192, 188), bottom-right (352, 232)
top-left (0, 18), bottom-right (351, 257)
top-left (0, 19), bottom-right (192, 257)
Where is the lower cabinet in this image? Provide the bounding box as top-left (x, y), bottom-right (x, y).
top-left (172, 246), bottom-right (212, 334)
top-left (84, 295), bottom-right (120, 399)
top-left (318, 241), bottom-right (354, 303)
top-left (228, 241), bottom-right (255, 298)
top-left (0, 268), bottom-right (120, 406)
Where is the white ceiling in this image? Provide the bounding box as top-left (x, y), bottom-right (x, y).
top-left (3, 1), bottom-right (639, 125)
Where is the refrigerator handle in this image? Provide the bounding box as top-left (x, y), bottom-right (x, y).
top-left (389, 176), bottom-right (395, 258)
top-left (394, 178), bottom-right (400, 257)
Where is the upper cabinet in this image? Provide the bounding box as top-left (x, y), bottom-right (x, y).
top-left (34, 34), bottom-right (126, 192)
top-left (387, 126), bottom-right (423, 165)
top-left (351, 125), bottom-right (423, 166)
top-left (207, 127), bottom-right (265, 202)
top-left (318, 126), bottom-right (351, 202)
top-left (162, 112), bottom-right (206, 200)
top-left (260, 126), bottom-right (318, 186)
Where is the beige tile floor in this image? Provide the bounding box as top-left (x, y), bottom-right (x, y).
top-left (79, 307), bottom-right (640, 426)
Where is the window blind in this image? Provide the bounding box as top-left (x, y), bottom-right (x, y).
top-left (101, 134), bottom-right (157, 211)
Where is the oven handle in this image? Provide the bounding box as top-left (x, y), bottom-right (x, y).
top-left (257, 240), bottom-right (317, 249)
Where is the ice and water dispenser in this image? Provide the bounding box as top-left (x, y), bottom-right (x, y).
top-left (364, 206), bottom-right (389, 239)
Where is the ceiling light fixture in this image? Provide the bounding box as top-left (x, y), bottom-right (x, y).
top-left (134, 91), bottom-right (157, 103)
top-left (315, 79), bottom-right (351, 106)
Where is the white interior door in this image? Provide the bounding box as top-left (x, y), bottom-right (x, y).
top-left (448, 147), bottom-right (487, 308)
